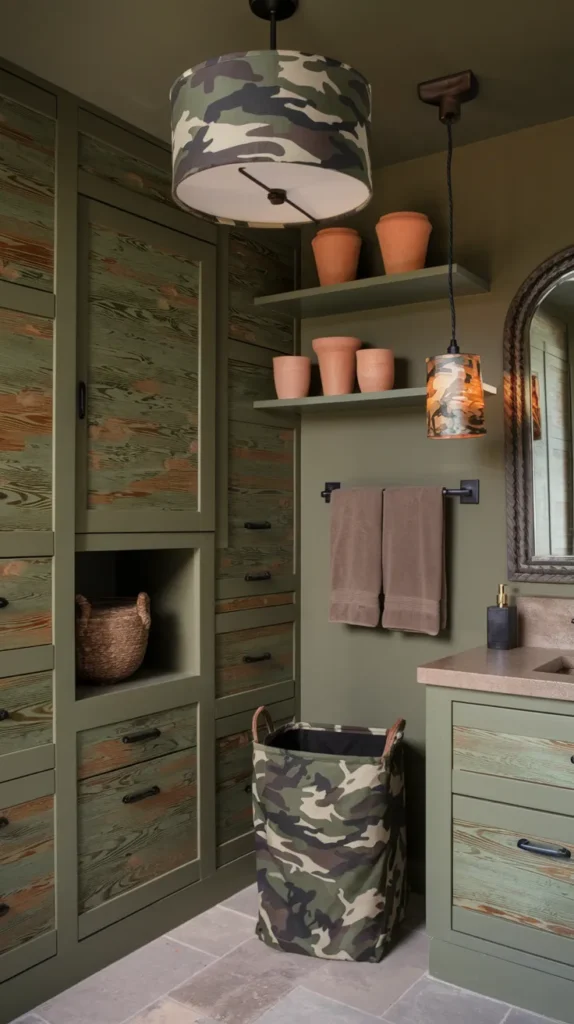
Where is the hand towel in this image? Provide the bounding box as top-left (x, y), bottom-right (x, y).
top-left (381, 486), bottom-right (446, 635)
top-left (329, 487), bottom-right (383, 627)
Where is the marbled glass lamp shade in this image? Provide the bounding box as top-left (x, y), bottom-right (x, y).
top-left (426, 352), bottom-right (486, 439)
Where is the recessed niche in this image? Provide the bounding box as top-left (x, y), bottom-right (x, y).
top-left (75, 548), bottom-right (199, 699)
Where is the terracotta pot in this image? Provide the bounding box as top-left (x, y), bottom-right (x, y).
top-left (311, 227), bottom-right (361, 286)
top-left (312, 336), bottom-right (361, 396)
top-left (376, 212), bottom-right (432, 275)
top-left (356, 349), bottom-right (395, 393)
top-left (273, 356), bottom-right (311, 400)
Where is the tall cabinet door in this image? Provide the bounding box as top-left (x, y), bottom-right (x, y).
top-left (76, 199), bottom-right (216, 533)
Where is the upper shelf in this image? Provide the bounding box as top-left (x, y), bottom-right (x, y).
top-left (254, 383), bottom-right (497, 415)
top-left (253, 264), bottom-right (489, 318)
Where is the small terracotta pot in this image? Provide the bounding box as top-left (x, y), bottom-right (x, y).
top-left (376, 212), bottom-right (432, 275)
top-left (356, 349), bottom-right (395, 393)
top-left (312, 336), bottom-right (361, 396)
top-left (273, 356), bottom-right (311, 400)
top-left (311, 227), bottom-right (361, 286)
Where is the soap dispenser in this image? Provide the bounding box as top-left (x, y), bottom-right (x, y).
top-left (487, 584), bottom-right (518, 650)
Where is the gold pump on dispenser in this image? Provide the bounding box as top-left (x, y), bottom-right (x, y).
top-left (488, 583), bottom-right (517, 650)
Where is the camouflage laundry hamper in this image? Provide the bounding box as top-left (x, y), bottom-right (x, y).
top-left (252, 707), bottom-right (407, 962)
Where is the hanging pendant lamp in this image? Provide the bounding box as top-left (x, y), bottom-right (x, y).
top-left (170, 0), bottom-right (372, 227)
top-left (419, 71), bottom-right (486, 439)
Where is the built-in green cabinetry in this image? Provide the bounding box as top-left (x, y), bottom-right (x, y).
top-left (0, 60), bottom-right (298, 1024)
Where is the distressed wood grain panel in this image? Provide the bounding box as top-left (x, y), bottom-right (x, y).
top-left (228, 231), bottom-right (295, 353)
top-left (0, 308), bottom-right (52, 531)
top-left (215, 593), bottom-right (294, 615)
top-left (0, 557), bottom-right (51, 650)
top-left (78, 702), bottom-right (197, 780)
top-left (454, 725), bottom-right (574, 790)
top-left (79, 134), bottom-right (171, 206)
top-left (85, 212), bottom-right (200, 514)
top-left (78, 747), bottom-right (197, 912)
top-left (0, 94), bottom-right (54, 292)
top-left (216, 621), bottom-right (293, 699)
top-left (217, 420), bottom-right (294, 582)
top-left (228, 356), bottom-right (278, 423)
top-left (0, 792), bottom-right (54, 955)
top-left (0, 670), bottom-right (52, 756)
top-left (453, 815), bottom-right (574, 939)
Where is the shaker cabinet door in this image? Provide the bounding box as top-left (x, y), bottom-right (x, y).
top-left (76, 198), bottom-right (216, 533)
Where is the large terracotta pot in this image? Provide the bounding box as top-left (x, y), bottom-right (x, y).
top-left (311, 227), bottom-right (361, 286)
top-left (312, 336), bottom-right (361, 396)
top-left (376, 212), bottom-right (432, 275)
top-left (356, 349), bottom-right (395, 393)
top-left (273, 356), bottom-right (311, 399)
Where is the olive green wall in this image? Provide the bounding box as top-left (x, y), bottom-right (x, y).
top-left (299, 115), bottom-right (574, 887)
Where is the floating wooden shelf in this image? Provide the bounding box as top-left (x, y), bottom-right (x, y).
top-left (254, 383), bottom-right (497, 415)
top-left (253, 264), bottom-right (489, 318)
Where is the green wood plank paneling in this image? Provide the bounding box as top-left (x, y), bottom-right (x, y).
top-left (79, 134), bottom-right (172, 206)
top-left (0, 670), bottom-right (52, 756)
top-left (78, 703), bottom-right (197, 780)
top-left (228, 231), bottom-right (295, 354)
top-left (215, 592), bottom-right (294, 616)
top-left (0, 557), bottom-right (51, 650)
top-left (0, 792), bottom-right (54, 956)
top-left (454, 724), bottom-right (574, 790)
top-left (215, 620), bottom-right (293, 699)
top-left (0, 308), bottom-right (52, 532)
top-left (0, 93), bottom-right (54, 292)
top-left (78, 747), bottom-right (198, 913)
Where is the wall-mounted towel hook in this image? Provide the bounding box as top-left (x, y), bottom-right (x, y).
top-left (320, 479), bottom-right (479, 504)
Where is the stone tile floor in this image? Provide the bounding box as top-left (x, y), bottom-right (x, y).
top-left (13, 886), bottom-right (560, 1024)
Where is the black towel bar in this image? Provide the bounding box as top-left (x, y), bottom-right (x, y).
top-left (321, 479), bottom-right (479, 505)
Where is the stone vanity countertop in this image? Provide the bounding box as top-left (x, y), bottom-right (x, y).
top-left (417, 645), bottom-right (574, 700)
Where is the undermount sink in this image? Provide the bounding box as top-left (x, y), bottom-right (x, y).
top-left (534, 656), bottom-right (574, 676)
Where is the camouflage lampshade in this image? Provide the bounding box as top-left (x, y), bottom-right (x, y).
top-left (426, 352), bottom-right (486, 439)
top-left (170, 50), bottom-right (372, 227)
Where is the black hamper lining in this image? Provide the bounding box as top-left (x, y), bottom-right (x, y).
top-left (269, 727), bottom-right (389, 758)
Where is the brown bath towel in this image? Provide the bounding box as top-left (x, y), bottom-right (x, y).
top-left (381, 486), bottom-right (446, 635)
top-left (330, 487), bottom-right (383, 627)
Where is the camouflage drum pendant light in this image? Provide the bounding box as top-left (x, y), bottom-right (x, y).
top-left (170, 0), bottom-right (372, 227)
top-left (419, 72), bottom-right (486, 439)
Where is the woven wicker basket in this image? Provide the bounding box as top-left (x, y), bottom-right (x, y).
top-left (75, 593), bottom-right (151, 685)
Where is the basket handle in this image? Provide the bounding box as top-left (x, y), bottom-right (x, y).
top-left (136, 592), bottom-right (151, 630)
top-left (252, 705), bottom-right (274, 744)
top-left (381, 718), bottom-right (406, 762)
top-left (75, 594), bottom-right (91, 637)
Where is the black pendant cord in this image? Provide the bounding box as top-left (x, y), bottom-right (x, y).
top-left (238, 166), bottom-right (319, 223)
top-left (270, 8), bottom-right (277, 46)
top-left (446, 117), bottom-right (459, 355)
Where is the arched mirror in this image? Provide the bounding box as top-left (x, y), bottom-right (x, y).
top-left (505, 246), bottom-right (574, 580)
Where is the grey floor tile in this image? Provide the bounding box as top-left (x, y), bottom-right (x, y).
top-left (125, 996), bottom-right (215, 1023)
top-left (36, 938), bottom-right (215, 1024)
top-left (169, 906), bottom-right (255, 957)
top-left (11, 1017), bottom-right (47, 1024)
top-left (220, 884), bottom-right (258, 920)
top-left (384, 976), bottom-right (508, 1024)
top-left (255, 986), bottom-right (380, 1024)
top-left (389, 927), bottom-right (429, 970)
top-left (505, 1012), bottom-right (559, 1024)
top-left (170, 936), bottom-right (319, 1024)
top-left (304, 950), bottom-right (425, 1018)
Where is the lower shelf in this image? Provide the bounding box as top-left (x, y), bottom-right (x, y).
top-left (254, 382), bottom-right (497, 415)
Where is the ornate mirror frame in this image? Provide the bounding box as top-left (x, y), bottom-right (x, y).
top-left (505, 244), bottom-right (574, 581)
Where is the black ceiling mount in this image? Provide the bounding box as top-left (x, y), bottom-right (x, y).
top-left (418, 70), bottom-right (478, 122)
top-left (249, 0), bottom-right (298, 22)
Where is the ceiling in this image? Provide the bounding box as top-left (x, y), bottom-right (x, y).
top-left (2, 0), bottom-right (574, 168)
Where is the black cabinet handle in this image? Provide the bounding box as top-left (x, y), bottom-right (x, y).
top-left (517, 838), bottom-right (571, 859)
top-left (245, 572), bottom-right (271, 582)
top-left (0, 598), bottom-right (8, 610)
top-left (0, 709), bottom-right (10, 722)
top-left (244, 784), bottom-right (252, 793)
top-left (122, 785), bottom-right (160, 805)
top-left (243, 653), bottom-right (271, 664)
top-left (0, 817), bottom-right (8, 830)
top-left (0, 904), bottom-right (9, 918)
top-left (122, 728), bottom-right (161, 745)
top-left (78, 381), bottom-right (87, 420)
top-left (244, 522), bottom-right (271, 530)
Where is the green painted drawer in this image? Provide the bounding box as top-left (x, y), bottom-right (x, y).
top-left (78, 703), bottom-right (197, 780)
top-left (0, 558), bottom-right (51, 650)
top-left (78, 747), bottom-right (197, 914)
top-left (0, 792), bottom-right (54, 956)
top-left (453, 702), bottom-right (574, 790)
top-left (0, 671), bottom-right (52, 757)
top-left (215, 620), bottom-right (294, 699)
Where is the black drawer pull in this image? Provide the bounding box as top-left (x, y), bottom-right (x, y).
top-left (0, 904), bottom-right (9, 918)
top-left (517, 838), bottom-right (571, 859)
top-left (0, 709), bottom-right (10, 721)
top-left (244, 784), bottom-right (252, 793)
top-left (245, 572), bottom-right (271, 582)
top-left (243, 653), bottom-right (271, 664)
top-left (122, 785), bottom-right (160, 805)
top-left (0, 817), bottom-right (8, 830)
top-left (78, 380), bottom-right (87, 420)
top-left (244, 521), bottom-right (271, 530)
top-left (122, 728), bottom-right (161, 745)
top-left (0, 598), bottom-right (8, 610)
